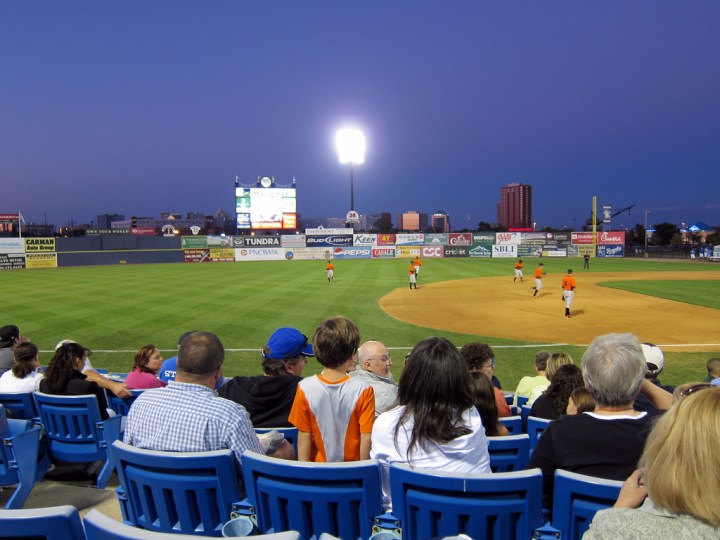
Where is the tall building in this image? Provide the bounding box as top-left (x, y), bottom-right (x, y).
top-left (397, 211), bottom-right (428, 232)
top-left (432, 211), bottom-right (451, 233)
top-left (497, 183), bottom-right (532, 229)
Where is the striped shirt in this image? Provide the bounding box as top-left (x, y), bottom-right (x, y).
top-left (124, 381), bottom-right (264, 467)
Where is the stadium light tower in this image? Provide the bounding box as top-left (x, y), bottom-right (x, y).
top-left (335, 127), bottom-right (365, 224)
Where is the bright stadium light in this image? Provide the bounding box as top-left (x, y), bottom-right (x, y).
top-left (335, 128), bottom-right (366, 220)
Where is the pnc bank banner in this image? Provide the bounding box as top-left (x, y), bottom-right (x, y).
top-left (234, 247), bottom-right (284, 261)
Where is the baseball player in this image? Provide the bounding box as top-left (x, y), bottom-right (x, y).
top-left (532, 263), bottom-right (545, 298)
top-left (561, 268), bottom-right (577, 318)
top-left (412, 256), bottom-right (422, 278)
top-left (513, 259), bottom-right (524, 282)
top-left (326, 261), bottom-right (334, 282)
top-left (583, 253), bottom-right (590, 270)
top-left (409, 263), bottom-right (417, 290)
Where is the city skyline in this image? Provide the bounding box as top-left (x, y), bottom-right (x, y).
top-left (2, 3), bottom-right (719, 231)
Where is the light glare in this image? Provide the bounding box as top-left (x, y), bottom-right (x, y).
top-left (336, 128), bottom-right (366, 164)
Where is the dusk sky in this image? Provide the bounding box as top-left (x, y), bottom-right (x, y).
top-left (2, 2), bottom-right (719, 231)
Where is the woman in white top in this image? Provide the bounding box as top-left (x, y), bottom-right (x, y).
top-left (0, 341), bottom-right (43, 393)
top-left (371, 336), bottom-right (491, 510)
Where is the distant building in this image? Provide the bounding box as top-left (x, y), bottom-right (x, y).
top-left (96, 213), bottom-right (125, 229)
top-left (397, 210), bottom-right (428, 232)
top-left (497, 183), bottom-right (532, 229)
top-left (431, 211), bottom-right (451, 233)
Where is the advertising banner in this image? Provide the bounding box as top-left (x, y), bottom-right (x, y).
top-left (396, 233), bottom-right (424, 246)
top-left (472, 233), bottom-right (495, 244)
top-left (421, 246), bottom-right (444, 258)
top-left (376, 234), bottom-right (396, 246)
top-left (575, 245), bottom-right (594, 257)
top-left (468, 244), bottom-right (493, 258)
top-left (86, 228), bottom-right (130, 235)
top-left (207, 236), bottom-right (235, 247)
top-left (243, 236), bottom-right (281, 247)
top-left (130, 228), bottom-right (156, 236)
top-left (331, 247), bottom-right (372, 259)
top-left (24, 238), bottom-right (55, 252)
top-left (0, 238), bottom-right (24, 254)
top-left (597, 245), bottom-right (625, 258)
top-left (424, 233), bottom-right (447, 245)
top-left (281, 234), bottom-right (306, 247)
top-left (492, 245), bottom-right (518, 257)
top-left (182, 236), bottom-right (208, 249)
top-left (495, 232), bottom-right (522, 245)
top-left (444, 246), bottom-right (469, 257)
top-left (183, 249), bottom-right (234, 262)
top-left (598, 231), bottom-right (625, 245)
top-left (372, 247), bottom-right (396, 259)
top-left (305, 228), bottom-right (352, 235)
top-left (26, 252), bottom-right (58, 268)
top-left (553, 232), bottom-right (571, 243)
top-left (353, 234), bottom-right (377, 246)
top-left (566, 245), bottom-right (580, 257)
top-left (541, 247), bottom-right (568, 257)
top-left (305, 235), bottom-right (353, 248)
top-left (395, 246), bottom-right (420, 258)
top-left (0, 253), bottom-right (26, 269)
top-left (234, 247), bottom-right (284, 261)
top-left (447, 233), bottom-right (472, 247)
top-left (571, 232), bottom-right (595, 245)
top-left (283, 247), bottom-right (330, 260)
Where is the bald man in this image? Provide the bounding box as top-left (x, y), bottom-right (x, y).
top-left (352, 341), bottom-right (398, 417)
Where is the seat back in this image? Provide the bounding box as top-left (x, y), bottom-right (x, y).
top-left (0, 392), bottom-right (38, 420)
top-left (516, 395), bottom-right (529, 408)
top-left (110, 440), bottom-right (242, 536)
top-left (526, 416), bottom-right (552, 453)
top-left (551, 470), bottom-right (623, 540)
top-left (254, 427), bottom-right (299, 453)
top-left (0, 505), bottom-right (85, 539)
top-left (108, 390), bottom-right (144, 416)
top-left (240, 451), bottom-right (383, 540)
top-left (388, 464), bottom-right (544, 540)
top-left (0, 404), bottom-right (42, 509)
top-left (520, 405), bottom-right (532, 431)
top-left (498, 415), bottom-right (522, 435)
top-left (488, 434), bottom-right (530, 472)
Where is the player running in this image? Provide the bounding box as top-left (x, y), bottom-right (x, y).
top-left (326, 261), bottom-right (334, 282)
top-left (532, 263), bottom-right (545, 298)
top-left (561, 268), bottom-right (577, 318)
top-left (513, 259), bottom-right (524, 282)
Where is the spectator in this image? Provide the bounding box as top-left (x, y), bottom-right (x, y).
top-left (526, 352), bottom-right (574, 405)
top-left (40, 341), bottom-right (109, 420)
top-left (585, 387), bottom-right (720, 537)
top-left (470, 371), bottom-right (509, 437)
top-left (633, 343), bottom-right (674, 413)
top-left (289, 316), bottom-right (374, 462)
top-left (459, 342), bottom-right (512, 417)
top-left (124, 344), bottom-right (166, 389)
top-left (512, 351), bottom-right (550, 406)
top-left (219, 327), bottom-right (313, 427)
top-left (125, 331), bottom-right (293, 472)
top-left (353, 340), bottom-right (398, 416)
top-left (0, 325), bottom-right (29, 376)
top-left (0, 341), bottom-right (43, 393)
top-left (529, 333), bottom-right (671, 499)
top-left (566, 387), bottom-right (595, 415)
top-left (371, 337), bottom-right (491, 510)
top-left (704, 357), bottom-right (720, 383)
top-left (54, 339), bottom-right (131, 399)
top-left (530, 364), bottom-right (584, 420)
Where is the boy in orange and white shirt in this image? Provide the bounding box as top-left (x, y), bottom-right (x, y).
top-left (289, 316), bottom-right (375, 462)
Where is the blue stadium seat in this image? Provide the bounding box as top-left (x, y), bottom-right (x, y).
top-left (488, 434), bottom-right (530, 472)
top-left (498, 415), bottom-right (522, 434)
top-left (381, 464), bottom-right (544, 539)
top-left (33, 392), bottom-right (122, 489)
top-left (0, 505), bottom-right (85, 539)
top-left (550, 469), bottom-right (623, 540)
top-left (0, 405), bottom-right (42, 509)
top-left (108, 389), bottom-right (145, 416)
top-left (110, 440), bottom-right (243, 536)
top-left (516, 395), bottom-right (529, 408)
top-left (520, 404), bottom-right (532, 431)
top-left (238, 450), bottom-right (383, 540)
top-left (254, 426), bottom-right (299, 454)
top-left (0, 392), bottom-right (38, 420)
top-left (526, 416), bottom-right (552, 453)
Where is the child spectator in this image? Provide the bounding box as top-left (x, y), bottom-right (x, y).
top-left (704, 357), bottom-right (720, 383)
top-left (289, 316), bottom-right (375, 462)
top-left (566, 387), bottom-right (595, 414)
top-left (0, 341), bottom-right (43, 393)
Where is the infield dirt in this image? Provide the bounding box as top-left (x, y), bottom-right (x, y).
top-left (379, 271), bottom-right (720, 351)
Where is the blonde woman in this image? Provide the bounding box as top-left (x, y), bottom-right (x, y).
top-left (526, 352), bottom-right (574, 405)
top-left (586, 386), bottom-right (720, 537)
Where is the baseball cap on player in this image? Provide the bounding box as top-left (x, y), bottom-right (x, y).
top-left (0, 325), bottom-right (20, 348)
top-left (262, 328), bottom-right (314, 360)
top-left (641, 342), bottom-right (664, 377)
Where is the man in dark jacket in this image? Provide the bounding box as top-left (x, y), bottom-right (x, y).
top-left (219, 327), bottom-right (313, 427)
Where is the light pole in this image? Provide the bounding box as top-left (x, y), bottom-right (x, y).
top-left (644, 209), bottom-right (650, 256)
top-left (335, 128), bottom-right (365, 226)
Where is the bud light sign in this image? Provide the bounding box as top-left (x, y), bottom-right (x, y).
top-left (306, 235), bottom-right (353, 247)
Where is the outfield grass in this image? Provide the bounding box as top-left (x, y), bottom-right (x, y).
top-left (600, 280), bottom-right (720, 310)
top-left (2, 258), bottom-right (719, 389)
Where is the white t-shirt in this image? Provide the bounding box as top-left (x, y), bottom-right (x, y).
top-left (0, 369), bottom-right (44, 393)
top-left (371, 405), bottom-right (491, 509)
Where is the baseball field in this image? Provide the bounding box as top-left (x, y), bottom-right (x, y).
top-left (3, 257), bottom-right (719, 388)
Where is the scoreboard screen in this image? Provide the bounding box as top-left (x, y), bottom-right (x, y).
top-left (235, 183), bottom-right (297, 230)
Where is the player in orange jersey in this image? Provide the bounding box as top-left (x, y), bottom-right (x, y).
top-left (532, 263), bottom-right (545, 297)
top-left (513, 259), bottom-right (524, 282)
top-left (409, 263), bottom-right (417, 290)
top-left (561, 269), bottom-right (577, 318)
top-left (412, 256), bottom-right (422, 279)
top-left (326, 261), bottom-right (334, 282)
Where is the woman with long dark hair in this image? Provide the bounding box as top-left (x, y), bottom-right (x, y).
top-left (530, 364), bottom-right (584, 420)
top-left (39, 341), bottom-right (109, 419)
top-left (470, 371), bottom-right (509, 437)
top-left (371, 336), bottom-right (491, 509)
